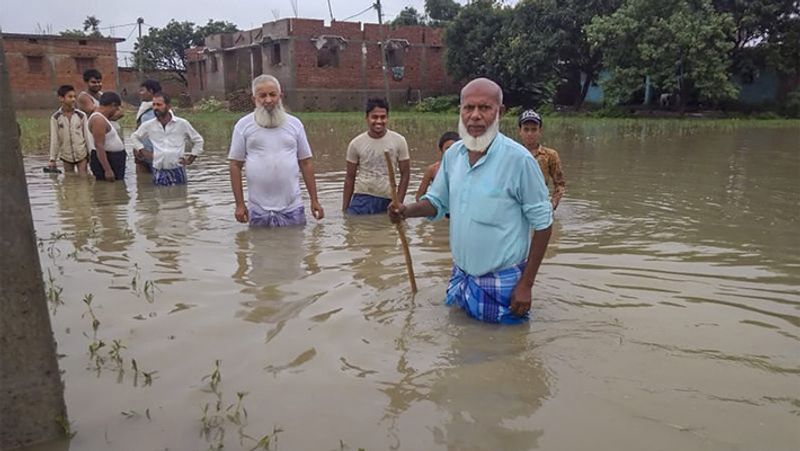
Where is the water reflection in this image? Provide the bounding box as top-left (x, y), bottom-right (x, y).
top-left (428, 322), bottom-right (548, 451)
top-left (232, 227), bottom-right (307, 323)
top-left (19, 120), bottom-right (800, 451)
top-left (88, 181), bottom-right (133, 256)
top-left (135, 182), bottom-right (189, 276)
top-left (52, 176), bottom-right (94, 250)
top-left (343, 215), bottom-right (402, 289)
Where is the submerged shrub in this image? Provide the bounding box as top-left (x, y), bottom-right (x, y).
top-left (415, 95), bottom-right (460, 113)
top-left (194, 96), bottom-right (225, 113)
top-left (782, 88), bottom-right (800, 118)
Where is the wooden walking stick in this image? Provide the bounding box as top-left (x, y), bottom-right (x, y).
top-left (384, 149), bottom-right (417, 293)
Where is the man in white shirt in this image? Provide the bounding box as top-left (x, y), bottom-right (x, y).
top-left (342, 97), bottom-right (410, 214)
top-left (133, 79), bottom-right (161, 174)
top-left (228, 74), bottom-right (324, 227)
top-left (130, 93), bottom-right (204, 186)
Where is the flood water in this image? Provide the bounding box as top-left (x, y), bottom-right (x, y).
top-left (21, 118), bottom-right (800, 451)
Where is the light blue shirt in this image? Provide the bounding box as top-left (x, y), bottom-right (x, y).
top-left (422, 133), bottom-right (553, 276)
top-left (136, 102), bottom-right (157, 151)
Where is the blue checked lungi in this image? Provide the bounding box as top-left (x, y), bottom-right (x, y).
top-left (249, 204), bottom-right (306, 228)
top-left (346, 193), bottom-right (392, 215)
top-left (446, 261), bottom-right (529, 324)
top-left (152, 166), bottom-right (187, 186)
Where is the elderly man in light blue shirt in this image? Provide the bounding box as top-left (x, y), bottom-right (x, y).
top-left (389, 78), bottom-right (553, 324)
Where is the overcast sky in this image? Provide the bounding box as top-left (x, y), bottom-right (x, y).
top-left (1, 0), bottom-right (470, 66)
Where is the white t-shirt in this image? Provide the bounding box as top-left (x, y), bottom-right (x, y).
top-left (228, 113), bottom-right (312, 212)
top-left (346, 130), bottom-right (410, 199)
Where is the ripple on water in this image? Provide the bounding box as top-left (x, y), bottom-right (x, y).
top-left (20, 123), bottom-right (800, 450)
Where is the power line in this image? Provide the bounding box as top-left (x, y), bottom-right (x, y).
top-left (98, 22), bottom-right (138, 31)
top-left (123, 24), bottom-right (137, 41)
top-left (342, 5), bottom-right (375, 22)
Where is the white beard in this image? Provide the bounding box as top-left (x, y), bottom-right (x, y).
top-left (254, 102), bottom-right (287, 128)
top-left (458, 113), bottom-right (500, 153)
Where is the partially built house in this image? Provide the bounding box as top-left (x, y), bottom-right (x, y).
top-left (185, 18), bottom-right (457, 111)
top-left (1, 33), bottom-right (124, 109)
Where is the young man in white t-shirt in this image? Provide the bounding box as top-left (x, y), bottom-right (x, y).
top-left (342, 98), bottom-right (410, 215)
top-left (228, 75), bottom-right (324, 227)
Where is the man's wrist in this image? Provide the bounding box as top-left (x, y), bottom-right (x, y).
top-left (407, 201), bottom-right (431, 218)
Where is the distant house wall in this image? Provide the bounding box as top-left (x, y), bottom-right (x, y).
top-left (736, 71), bottom-right (780, 105)
top-left (569, 69), bottom-right (791, 107)
top-left (1, 33), bottom-right (123, 109)
top-left (117, 68), bottom-right (185, 105)
top-left (186, 18), bottom-right (458, 111)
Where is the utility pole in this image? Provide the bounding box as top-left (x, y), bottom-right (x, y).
top-left (375, 0), bottom-right (391, 106)
top-left (137, 17), bottom-right (144, 78)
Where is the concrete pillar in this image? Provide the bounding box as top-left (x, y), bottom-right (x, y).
top-left (0, 33), bottom-right (68, 449)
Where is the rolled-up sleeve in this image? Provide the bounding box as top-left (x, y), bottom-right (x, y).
top-left (185, 121), bottom-right (204, 156)
top-left (130, 123), bottom-right (147, 150)
top-left (519, 156), bottom-right (553, 230)
top-left (420, 152), bottom-right (450, 222)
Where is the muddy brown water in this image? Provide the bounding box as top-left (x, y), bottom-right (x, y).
top-left (20, 118), bottom-right (800, 450)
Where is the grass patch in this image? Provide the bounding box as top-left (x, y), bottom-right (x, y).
top-left (16, 108), bottom-right (800, 155)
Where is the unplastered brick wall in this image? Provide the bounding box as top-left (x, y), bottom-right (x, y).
top-left (3, 34), bottom-right (121, 109)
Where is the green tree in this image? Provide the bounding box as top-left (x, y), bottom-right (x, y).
top-left (712, 0), bottom-right (799, 79)
top-left (134, 19), bottom-right (239, 85)
top-left (425, 0), bottom-right (462, 25)
top-left (59, 15), bottom-right (104, 38)
top-left (194, 19), bottom-right (239, 46)
top-left (540, 0), bottom-right (623, 107)
top-left (59, 29), bottom-right (89, 37)
top-left (444, 0), bottom-right (560, 107)
top-left (444, 1), bottom-right (509, 90)
top-left (764, 13), bottom-right (800, 78)
top-left (488, 0), bottom-right (561, 107)
top-left (83, 15), bottom-right (102, 37)
top-left (392, 7), bottom-right (424, 26)
top-left (587, 0), bottom-right (737, 110)
top-left (712, 1), bottom-right (796, 51)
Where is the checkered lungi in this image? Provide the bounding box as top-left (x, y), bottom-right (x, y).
top-left (249, 204), bottom-right (306, 228)
top-left (445, 261), bottom-right (529, 324)
top-left (152, 166), bottom-right (187, 186)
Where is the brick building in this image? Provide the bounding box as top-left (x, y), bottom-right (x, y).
top-left (186, 18), bottom-right (458, 111)
top-left (117, 67), bottom-right (187, 105)
top-left (1, 33), bottom-right (124, 109)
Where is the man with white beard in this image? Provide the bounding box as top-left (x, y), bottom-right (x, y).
top-left (388, 78), bottom-right (553, 324)
top-left (228, 74), bottom-right (324, 227)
